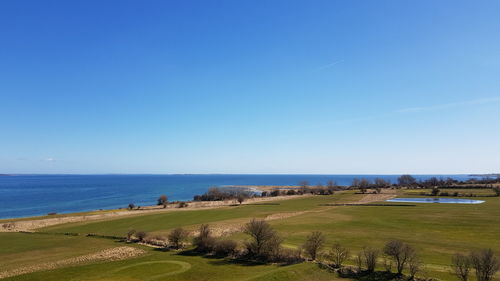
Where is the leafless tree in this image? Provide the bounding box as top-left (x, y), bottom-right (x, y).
top-left (243, 219), bottom-right (280, 258)
top-left (397, 175), bottom-right (417, 187)
top-left (327, 180), bottom-right (337, 189)
top-left (157, 194), bottom-right (168, 208)
top-left (452, 253), bottom-right (471, 281)
top-left (374, 178), bottom-right (390, 188)
top-left (408, 252), bottom-right (422, 280)
top-left (168, 227), bottom-right (188, 249)
top-left (363, 247), bottom-right (379, 273)
top-left (329, 242), bottom-right (350, 268)
top-left (302, 231), bottom-right (325, 260)
top-left (237, 195), bottom-right (245, 205)
top-left (470, 249), bottom-right (499, 281)
top-left (383, 240), bottom-right (415, 275)
top-left (193, 224), bottom-right (215, 252)
top-left (355, 252), bottom-right (363, 272)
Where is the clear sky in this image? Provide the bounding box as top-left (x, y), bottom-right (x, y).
top-left (1, 0), bottom-right (500, 174)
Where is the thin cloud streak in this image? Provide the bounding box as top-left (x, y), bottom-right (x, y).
top-left (314, 60), bottom-right (344, 71)
top-left (397, 97), bottom-right (500, 113)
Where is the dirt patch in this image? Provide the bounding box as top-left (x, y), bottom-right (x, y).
top-left (0, 246), bottom-right (146, 279)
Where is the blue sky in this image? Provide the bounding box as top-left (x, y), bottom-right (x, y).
top-left (1, 0), bottom-right (500, 174)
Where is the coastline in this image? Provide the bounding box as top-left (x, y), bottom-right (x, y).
top-left (0, 193), bottom-right (315, 232)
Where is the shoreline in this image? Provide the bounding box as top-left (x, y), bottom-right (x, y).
top-left (0, 193), bottom-right (317, 232)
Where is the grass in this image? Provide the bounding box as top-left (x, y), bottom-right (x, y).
top-left (2, 191), bottom-right (500, 280)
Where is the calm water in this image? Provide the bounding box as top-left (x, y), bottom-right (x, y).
top-left (387, 198), bottom-right (485, 204)
top-left (0, 174), bottom-right (474, 219)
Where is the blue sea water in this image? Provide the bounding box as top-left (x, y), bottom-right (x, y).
top-left (0, 174), bottom-right (474, 219)
top-left (386, 198), bottom-right (485, 204)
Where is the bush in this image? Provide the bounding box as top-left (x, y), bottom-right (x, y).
top-left (126, 229), bottom-right (136, 241)
top-left (470, 249), bottom-right (499, 281)
top-left (243, 219), bottom-right (282, 261)
top-left (193, 224), bottom-right (215, 253)
top-left (213, 239), bottom-right (238, 257)
top-left (168, 228), bottom-right (188, 249)
top-left (329, 242), bottom-right (350, 268)
top-left (363, 247), bottom-right (379, 273)
top-left (157, 195), bottom-right (168, 207)
top-left (302, 231), bottom-right (325, 260)
top-left (136, 231), bottom-right (147, 242)
top-left (177, 202), bottom-right (189, 208)
top-left (127, 203), bottom-right (135, 210)
top-left (452, 253), bottom-right (471, 281)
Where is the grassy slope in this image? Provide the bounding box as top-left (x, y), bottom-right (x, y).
top-left (3, 191), bottom-right (500, 281)
top-left (0, 232), bottom-right (117, 271)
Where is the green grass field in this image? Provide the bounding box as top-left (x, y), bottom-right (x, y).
top-left (1, 191), bottom-right (499, 281)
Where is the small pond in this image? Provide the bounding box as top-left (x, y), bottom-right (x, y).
top-left (386, 198), bottom-right (485, 204)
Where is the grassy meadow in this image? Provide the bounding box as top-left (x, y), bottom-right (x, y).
top-left (1, 191), bottom-right (499, 281)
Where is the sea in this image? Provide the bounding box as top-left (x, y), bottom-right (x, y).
top-left (0, 174), bottom-right (476, 219)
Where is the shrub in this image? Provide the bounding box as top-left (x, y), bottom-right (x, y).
top-left (177, 202), bottom-right (188, 208)
top-left (157, 195), bottom-right (168, 207)
top-left (329, 242), bottom-right (350, 268)
top-left (302, 231), bottom-right (325, 260)
top-left (243, 219), bottom-right (282, 260)
top-left (470, 249), bottom-right (499, 281)
top-left (126, 229), bottom-right (136, 241)
top-left (363, 247), bottom-right (379, 273)
top-left (213, 239), bottom-right (238, 257)
top-left (168, 228), bottom-right (188, 249)
top-left (452, 253), bottom-right (471, 281)
top-left (127, 203), bottom-right (135, 210)
top-left (431, 187), bottom-right (440, 196)
top-left (278, 248), bottom-right (304, 264)
top-left (286, 189), bottom-right (296, 195)
top-left (135, 231), bottom-right (147, 242)
top-left (493, 187), bottom-right (500, 197)
top-left (193, 224), bottom-right (215, 253)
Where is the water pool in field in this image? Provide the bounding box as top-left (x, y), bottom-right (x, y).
top-left (386, 198), bottom-right (485, 204)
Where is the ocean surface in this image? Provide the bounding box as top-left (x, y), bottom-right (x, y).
top-left (0, 174), bottom-right (475, 219)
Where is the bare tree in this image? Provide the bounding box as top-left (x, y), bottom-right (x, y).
top-left (355, 252), bottom-right (363, 272)
top-left (408, 252), bottom-right (422, 280)
top-left (299, 181), bottom-right (309, 189)
top-left (168, 228), bottom-right (188, 249)
top-left (193, 224), bottom-right (215, 252)
top-left (374, 178), bottom-right (390, 188)
top-left (363, 247), bottom-right (379, 273)
top-left (470, 249), bottom-right (499, 281)
top-left (243, 219), bottom-right (279, 258)
top-left (237, 195), bottom-right (245, 205)
top-left (157, 194), bottom-right (168, 208)
top-left (452, 253), bottom-right (471, 281)
top-left (383, 240), bottom-right (415, 275)
top-left (397, 175), bottom-right (417, 187)
top-left (327, 180), bottom-right (337, 189)
top-left (302, 231), bottom-right (325, 260)
top-left (329, 242), bottom-right (350, 268)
